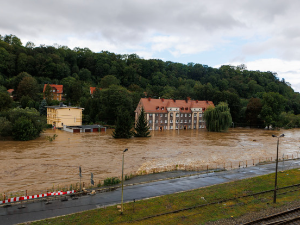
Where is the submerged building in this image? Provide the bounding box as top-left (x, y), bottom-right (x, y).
top-left (135, 98), bottom-right (214, 130)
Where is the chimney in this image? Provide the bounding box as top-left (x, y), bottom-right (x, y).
top-left (196, 100), bottom-right (198, 103)
top-left (161, 98), bottom-right (164, 102)
top-left (148, 97), bottom-right (151, 101)
top-left (206, 100), bottom-right (208, 104)
top-left (173, 99), bottom-right (176, 102)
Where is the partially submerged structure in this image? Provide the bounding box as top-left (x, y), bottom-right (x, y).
top-left (135, 98), bottom-right (214, 130)
top-left (46, 104), bottom-right (84, 128)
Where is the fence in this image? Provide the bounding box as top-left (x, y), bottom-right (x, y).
top-left (1, 151), bottom-right (300, 203)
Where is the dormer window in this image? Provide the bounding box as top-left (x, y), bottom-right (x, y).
top-left (156, 106), bottom-right (159, 110)
top-left (185, 107), bottom-right (188, 110)
top-left (161, 107), bottom-right (164, 110)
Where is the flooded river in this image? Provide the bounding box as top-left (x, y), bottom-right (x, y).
top-left (1, 128), bottom-right (300, 195)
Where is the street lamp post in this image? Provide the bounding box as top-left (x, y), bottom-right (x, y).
top-left (272, 134), bottom-right (284, 203)
top-left (121, 148), bottom-right (128, 215)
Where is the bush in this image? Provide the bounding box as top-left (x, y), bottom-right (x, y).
top-left (0, 117), bottom-right (12, 137)
top-left (12, 116), bottom-right (39, 141)
top-left (0, 107), bottom-right (46, 140)
top-left (103, 177), bottom-right (121, 186)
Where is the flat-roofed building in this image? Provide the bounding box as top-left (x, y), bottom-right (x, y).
top-left (135, 98), bottom-right (214, 130)
top-left (46, 104), bottom-right (84, 128)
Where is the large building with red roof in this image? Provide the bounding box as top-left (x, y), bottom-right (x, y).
top-left (135, 98), bottom-right (214, 130)
top-left (43, 84), bottom-right (63, 101)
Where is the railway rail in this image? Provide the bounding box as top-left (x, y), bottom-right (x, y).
top-left (242, 206), bottom-right (300, 224)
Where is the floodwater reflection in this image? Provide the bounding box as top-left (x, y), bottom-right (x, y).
top-left (0, 128), bottom-right (299, 194)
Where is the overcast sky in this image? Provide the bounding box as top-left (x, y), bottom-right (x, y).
top-left (1, 0), bottom-right (300, 91)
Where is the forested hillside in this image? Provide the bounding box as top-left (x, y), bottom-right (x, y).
top-left (1, 34), bottom-right (300, 128)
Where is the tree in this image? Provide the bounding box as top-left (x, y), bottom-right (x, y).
top-left (0, 92), bottom-right (13, 111)
top-left (100, 75), bottom-right (120, 88)
top-left (39, 99), bottom-right (47, 116)
top-left (112, 109), bottom-right (134, 139)
top-left (16, 76), bottom-right (40, 101)
top-left (44, 84), bottom-right (53, 104)
top-left (12, 116), bottom-right (39, 141)
top-left (134, 107), bottom-right (150, 137)
top-left (204, 102), bottom-right (232, 132)
top-left (0, 107), bottom-right (46, 140)
top-left (245, 98), bottom-right (263, 127)
top-left (260, 92), bottom-right (286, 128)
top-left (0, 117), bottom-right (12, 137)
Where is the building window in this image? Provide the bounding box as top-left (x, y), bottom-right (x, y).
top-left (170, 120), bottom-right (173, 123)
top-left (184, 120), bottom-right (187, 123)
top-left (155, 120), bottom-right (158, 123)
top-left (194, 113), bottom-right (197, 117)
top-left (149, 114), bottom-right (152, 117)
top-left (181, 120), bottom-right (183, 123)
top-left (181, 114), bottom-right (184, 117)
top-left (189, 114), bottom-right (191, 117)
top-left (176, 120), bottom-right (179, 123)
top-left (194, 120), bottom-right (196, 123)
top-left (170, 126), bottom-right (173, 129)
top-left (160, 114), bottom-right (163, 117)
top-left (149, 120), bottom-right (152, 124)
top-left (185, 114), bottom-right (187, 117)
top-left (176, 113), bottom-right (179, 117)
top-left (160, 120), bottom-right (163, 123)
top-left (155, 114), bottom-right (158, 117)
top-left (199, 114), bottom-right (202, 117)
top-left (165, 120), bottom-right (167, 123)
top-left (189, 120), bottom-right (191, 123)
top-left (194, 125), bottom-right (196, 129)
top-left (165, 114), bottom-right (167, 117)
top-left (188, 125), bottom-right (191, 129)
top-left (170, 114), bottom-right (173, 117)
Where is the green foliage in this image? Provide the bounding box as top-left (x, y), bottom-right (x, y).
top-left (260, 92), bottom-right (286, 128)
top-left (100, 75), bottom-right (120, 88)
top-left (0, 117), bottom-right (12, 136)
top-left (46, 134), bottom-right (58, 142)
top-left (245, 98), bottom-right (263, 127)
top-left (112, 109), bottom-right (134, 139)
top-left (0, 92), bottom-right (13, 111)
top-left (1, 34), bottom-right (300, 128)
top-left (204, 102), bottom-right (232, 132)
top-left (134, 107), bottom-right (151, 137)
top-left (0, 107), bottom-right (46, 140)
top-left (103, 177), bottom-right (120, 186)
top-left (43, 84), bottom-right (53, 104)
top-left (12, 116), bottom-right (39, 141)
top-left (39, 99), bottom-right (47, 115)
top-left (16, 76), bottom-right (40, 101)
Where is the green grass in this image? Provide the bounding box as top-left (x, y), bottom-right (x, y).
top-left (25, 168), bottom-right (300, 225)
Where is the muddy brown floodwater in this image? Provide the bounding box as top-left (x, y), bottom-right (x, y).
top-left (1, 128), bottom-right (300, 195)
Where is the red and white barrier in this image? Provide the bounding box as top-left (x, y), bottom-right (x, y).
top-left (1, 190), bottom-right (76, 205)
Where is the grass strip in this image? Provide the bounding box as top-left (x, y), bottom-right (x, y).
top-left (24, 168), bottom-right (300, 225)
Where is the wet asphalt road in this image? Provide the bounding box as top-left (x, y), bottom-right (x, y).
top-left (1, 159), bottom-right (300, 225)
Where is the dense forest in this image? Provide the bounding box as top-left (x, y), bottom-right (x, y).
top-left (1, 34), bottom-right (300, 129)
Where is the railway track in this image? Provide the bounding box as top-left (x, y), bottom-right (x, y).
top-left (243, 206), bottom-right (300, 225)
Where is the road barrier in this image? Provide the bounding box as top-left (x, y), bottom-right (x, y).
top-left (0, 190), bottom-right (76, 205)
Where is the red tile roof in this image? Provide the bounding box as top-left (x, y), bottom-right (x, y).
top-left (43, 84), bottom-right (63, 94)
top-left (90, 87), bottom-right (102, 95)
top-left (7, 89), bottom-right (14, 93)
top-left (90, 87), bottom-right (96, 95)
top-left (136, 98), bottom-right (214, 113)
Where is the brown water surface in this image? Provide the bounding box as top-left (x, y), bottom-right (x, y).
top-left (1, 128), bottom-right (299, 194)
